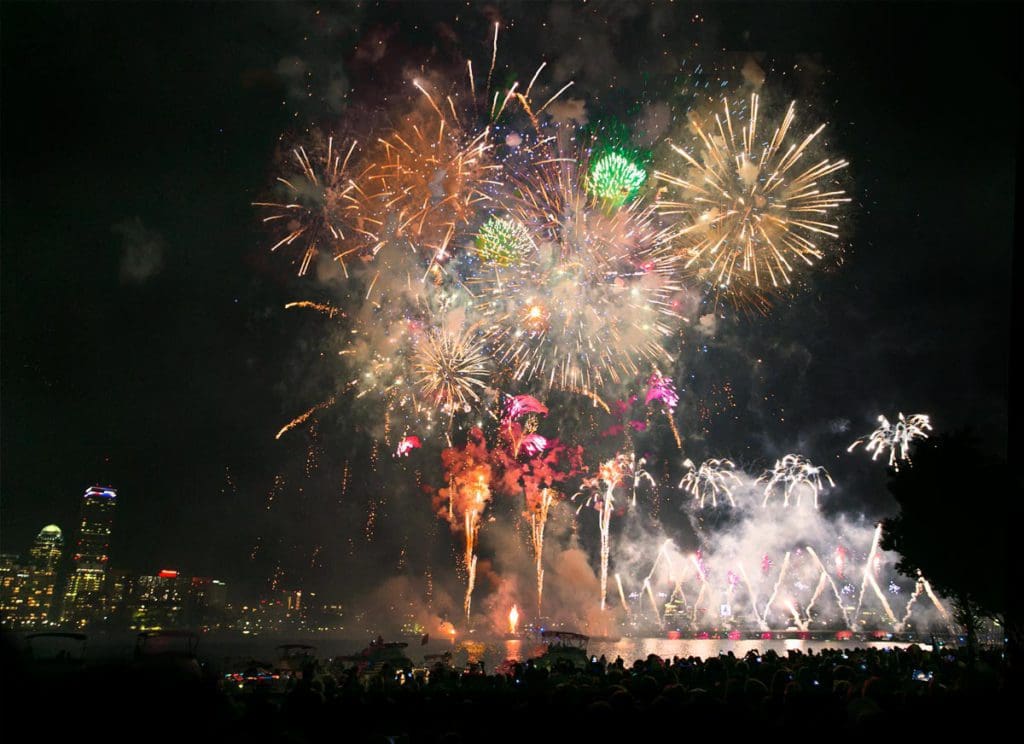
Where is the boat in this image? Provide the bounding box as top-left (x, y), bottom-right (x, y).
top-left (532, 630), bottom-right (590, 670)
top-left (276, 643), bottom-right (318, 676)
top-left (335, 636), bottom-right (414, 678)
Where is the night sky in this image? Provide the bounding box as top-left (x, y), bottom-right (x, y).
top-left (1, 2), bottom-right (1017, 601)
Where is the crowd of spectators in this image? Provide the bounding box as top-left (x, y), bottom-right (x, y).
top-left (2, 636), bottom-right (1011, 742)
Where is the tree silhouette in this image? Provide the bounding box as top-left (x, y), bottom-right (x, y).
top-left (881, 431), bottom-right (1012, 653)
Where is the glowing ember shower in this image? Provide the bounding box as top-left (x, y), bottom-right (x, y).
top-left (436, 429), bottom-right (493, 622)
top-left (678, 457), bottom-right (742, 507)
top-left (655, 93), bottom-right (849, 303)
top-left (758, 454), bottom-right (834, 507)
top-left (508, 604), bottom-right (519, 634)
top-left (848, 412), bottom-right (932, 470)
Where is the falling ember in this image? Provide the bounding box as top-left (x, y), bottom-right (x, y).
top-left (508, 604), bottom-right (519, 634)
top-left (655, 93), bottom-right (850, 303)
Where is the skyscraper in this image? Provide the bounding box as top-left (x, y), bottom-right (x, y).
top-left (62, 486), bottom-right (117, 628)
top-left (29, 525), bottom-right (64, 572)
top-left (25, 525), bottom-right (63, 626)
top-left (0, 525), bottom-right (65, 629)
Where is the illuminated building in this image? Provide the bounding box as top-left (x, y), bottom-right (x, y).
top-left (0, 554), bottom-right (26, 628)
top-left (24, 525), bottom-right (63, 626)
top-left (62, 486), bottom-right (117, 628)
top-left (0, 526), bottom-right (65, 629)
top-left (28, 525), bottom-right (63, 572)
top-left (188, 577), bottom-right (228, 629)
top-left (130, 569), bottom-right (190, 630)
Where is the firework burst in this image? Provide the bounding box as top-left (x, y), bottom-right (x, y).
top-left (679, 457), bottom-right (742, 508)
top-left (586, 151), bottom-right (647, 204)
top-left (413, 327), bottom-right (490, 414)
top-left (475, 215), bottom-right (536, 266)
top-left (758, 454), bottom-right (834, 507)
top-left (471, 137), bottom-right (684, 392)
top-left (254, 135), bottom-right (376, 276)
top-left (847, 412), bottom-right (932, 470)
top-left (655, 93), bottom-right (849, 302)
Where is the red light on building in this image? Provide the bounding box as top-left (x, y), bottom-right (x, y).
top-left (158, 569), bottom-right (179, 579)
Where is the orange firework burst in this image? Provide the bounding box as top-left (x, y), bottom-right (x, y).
top-left (655, 93), bottom-right (849, 303)
top-left (254, 133), bottom-right (379, 276)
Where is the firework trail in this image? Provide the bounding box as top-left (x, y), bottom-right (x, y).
top-left (805, 571), bottom-right (829, 623)
top-left (655, 93), bottom-right (849, 303)
top-left (284, 300), bottom-right (343, 318)
top-left (759, 454), bottom-right (834, 507)
top-left (854, 524), bottom-right (898, 626)
top-left (805, 546), bottom-right (852, 628)
top-left (508, 604), bottom-right (519, 634)
top-left (897, 572), bottom-right (954, 634)
top-left (645, 370), bottom-right (682, 449)
top-left (679, 457), bottom-right (742, 507)
top-left (275, 397), bottom-right (336, 440)
top-left (575, 454), bottom-right (631, 611)
top-left (493, 409), bottom-right (582, 614)
top-left (528, 488), bottom-right (554, 613)
top-left (436, 429), bottom-right (493, 620)
top-left (615, 573), bottom-right (630, 614)
top-left (644, 578), bottom-right (662, 619)
top-left (919, 573), bottom-right (955, 634)
top-left (762, 550), bottom-right (791, 624)
top-left (848, 413), bottom-right (932, 470)
top-left (785, 599), bottom-right (809, 631)
top-left (738, 563), bottom-right (766, 631)
top-left (690, 552), bottom-right (711, 624)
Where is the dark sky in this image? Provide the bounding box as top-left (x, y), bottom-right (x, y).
top-left (1, 2), bottom-right (1018, 600)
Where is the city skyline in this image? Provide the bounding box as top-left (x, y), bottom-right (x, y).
top-left (1, 2), bottom-right (1015, 630)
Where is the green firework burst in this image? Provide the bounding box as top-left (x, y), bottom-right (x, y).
top-left (587, 152), bottom-right (647, 203)
top-left (475, 216), bottom-right (533, 266)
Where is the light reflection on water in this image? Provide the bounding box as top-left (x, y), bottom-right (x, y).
top-left (43, 634), bottom-right (928, 671)
top-left (458, 638), bottom-right (925, 669)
